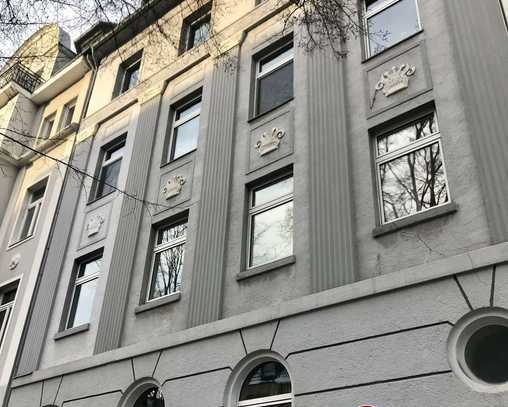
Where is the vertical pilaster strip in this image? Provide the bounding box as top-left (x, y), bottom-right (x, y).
top-left (16, 138), bottom-right (93, 376)
top-left (94, 88), bottom-right (164, 354)
top-left (187, 53), bottom-right (239, 327)
top-left (307, 47), bottom-right (356, 292)
top-left (446, 0), bottom-right (508, 243)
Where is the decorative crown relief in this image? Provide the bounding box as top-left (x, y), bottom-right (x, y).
top-left (86, 214), bottom-right (105, 237)
top-left (255, 128), bottom-right (286, 156)
top-left (8, 254), bottom-right (21, 271)
top-left (375, 64), bottom-right (416, 97)
top-left (162, 175), bottom-right (186, 200)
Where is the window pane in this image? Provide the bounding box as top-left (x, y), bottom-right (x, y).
top-left (240, 362), bottom-right (292, 400)
top-left (377, 114), bottom-right (438, 156)
top-left (379, 142), bottom-right (449, 222)
top-left (0, 309), bottom-right (9, 346)
top-left (251, 201), bottom-right (293, 267)
top-left (123, 63), bottom-right (140, 92)
top-left (68, 278), bottom-right (97, 328)
top-left (2, 288), bottom-right (17, 305)
top-left (105, 143), bottom-right (125, 162)
top-left (96, 159), bottom-right (121, 198)
top-left (134, 387), bottom-right (165, 407)
top-left (20, 206), bottom-right (36, 240)
top-left (176, 100), bottom-right (201, 121)
top-left (64, 104), bottom-right (76, 127)
top-left (257, 62), bottom-right (293, 115)
top-left (157, 222), bottom-right (188, 245)
top-left (149, 245), bottom-right (185, 300)
top-left (260, 46), bottom-right (294, 74)
top-left (253, 177), bottom-right (293, 207)
top-left (189, 18), bottom-right (210, 48)
top-left (367, 0), bottom-right (420, 56)
top-left (172, 115), bottom-right (200, 159)
top-left (78, 257), bottom-right (103, 279)
top-left (366, 0), bottom-right (388, 12)
top-left (30, 185), bottom-right (46, 202)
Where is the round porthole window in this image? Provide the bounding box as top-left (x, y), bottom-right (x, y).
top-left (448, 308), bottom-right (508, 392)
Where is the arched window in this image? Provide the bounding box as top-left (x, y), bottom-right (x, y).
top-left (238, 361), bottom-right (292, 407)
top-left (132, 386), bottom-right (165, 407)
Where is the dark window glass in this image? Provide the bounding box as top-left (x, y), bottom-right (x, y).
top-left (121, 61), bottom-right (141, 93)
top-left (20, 206), bottom-right (36, 240)
top-left (94, 139), bottom-right (126, 200)
top-left (187, 15), bottom-right (210, 50)
top-left (134, 387), bottom-right (165, 407)
top-left (170, 98), bottom-right (201, 161)
top-left (465, 325), bottom-right (508, 384)
top-left (256, 45), bottom-right (293, 116)
top-left (63, 102), bottom-right (76, 128)
top-left (240, 362), bottom-right (292, 401)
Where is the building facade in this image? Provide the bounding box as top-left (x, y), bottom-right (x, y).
top-left (4, 0), bottom-right (508, 406)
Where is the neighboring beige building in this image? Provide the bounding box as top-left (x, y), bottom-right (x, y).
top-left (3, 0), bottom-right (508, 406)
top-left (0, 25), bottom-right (92, 406)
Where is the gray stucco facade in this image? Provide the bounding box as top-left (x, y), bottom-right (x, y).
top-left (4, 0), bottom-right (508, 406)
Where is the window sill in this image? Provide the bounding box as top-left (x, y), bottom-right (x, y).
top-left (160, 150), bottom-right (195, 170)
top-left (135, 292), bottom-right (181, 314)
top-left (362, 30), bottom-right (424, 64)
top-left (248, 98), bottom-right (294, 123)
top-left (237, 255), bottom-right (296, 281)
top-left (86, 190), bottom-right (117, 207)
top-left (6, 235), bottom-right (36, 251)
top-left (372, 201), bottom-right (458, 238)
top-left (54, 323), bottom-right (90, 340)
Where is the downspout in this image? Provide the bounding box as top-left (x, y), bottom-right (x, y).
top-left (3, 48), bottom-right (99, 407)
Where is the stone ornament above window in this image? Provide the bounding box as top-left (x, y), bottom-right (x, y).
top-left (255, 128), bottom-right (286, 156)
top-left (86, 214), bottom-right (105, 237)
top-left (375, 64), bottom-right (416, 97)
top-left (162, 175), bottom-right (186, 200)
top-left (8, 254), bottom-right (21, 270)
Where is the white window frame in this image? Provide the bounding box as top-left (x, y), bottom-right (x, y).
top-left (38, 113), bottom-right (56, 142)
top-left (0, 282), bottom-right (18, 352)
top-left (60, 99), bottom-right (77, 130)
top-left (18, 182), bottom-right (46, 242)
top-left (169, 96), bottom-right (201, 162)
top-left (374, 111), bottom-right (451, 225)
top-left (364, 0), bottom-right (422, 58)
top-left (186, 13), bottom-right (211, 50)
top-left (146, 220), bottom-right (187, 302)
top-left (93, 138), bottom-right (126, 200)
top-left (255, 43), bottom-right (294, 116)
top-left (66, 254), bottom-right (102, 329)
top-left (238, 393), bottom-right (292, 407)
top-left (247, 174), bottom-right (294, 269)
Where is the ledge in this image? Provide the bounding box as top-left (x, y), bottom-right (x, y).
top-left (135, 292), bottom-right (181, 314)
top-left (373, 202), bottom-right (458, 237)
top-left (237, 255), bottom-right (295, 281)
top-left (54, 323), bottom-right (90, 341)
top-left (248, 98), bottom-right (294, 123)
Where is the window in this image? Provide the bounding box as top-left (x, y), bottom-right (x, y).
top-left (133, 387), bottom-right (165, 407)
top-left (61, 99), bottom-right (76, 129)
top-left (364, 0), bottom-right (421, 57)
top-left (147, 220), bottom-right (187, 301)
top-left (0, 282), bottom-right (18, 350)
top-left (182, 5), bottom-right (211, 52)
top-left (502, 0), bottom-right (508, 30)
top-left (18, 180), bottom-right (47, 241)
top-left (255, 42), bottom-right (294, 116)
top-left (248, 175), bottom-right (293, 268)
top-left (168, 96), bottom-right (201, 161)
top-left (39, 113), bottom-right (56, 141)
top-left (114, 52), bottom-right (142, 97)
top-left (374, 111), bottom-right (450, 224)
top-left (92, 136), bottom-right (126, 201)
top-left (66, 253), bottom-right (102, 329)
top-left (239, 362), bottom-right (292, 407)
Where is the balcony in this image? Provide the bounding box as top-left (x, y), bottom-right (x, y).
top-left (0, 63), bottom-right (44, 93)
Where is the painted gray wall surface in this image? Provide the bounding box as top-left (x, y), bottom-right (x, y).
top-left (307, 46), bottom-right (356, 291)
top-left (445, 0), bottom-right (508, 244)
top-left (8, 263), bottom-right (508, 407)
top-left (94, 94), bottom-right (163, 354)
top-left (187, 51), bottom-right (239, 327)
top-left (16, 138), bottom-right (93, 376)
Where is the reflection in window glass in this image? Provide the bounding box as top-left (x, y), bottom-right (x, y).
top-left (248, 176), bottom-right (294, 268)
top-left (67, 256), bottom-right (102, 329)
top-left (366, 0), bottom-right (420, 56)
top-left (94, 137), bottom-right (126, 200)
top-left (170, 98), bottom-right (201, 161)
top-left (188, 15), bottom-right (210, 50)
top-left (256, 44), bottom-right (294, 116)
top-left (148, 221), bottom-right (187, 301)
top-left (133, 387), bottom-right (165, 407)
top-left (375, 112), bottom-right (450, 223)
top-left (19, 181), bottom-right (47, 241)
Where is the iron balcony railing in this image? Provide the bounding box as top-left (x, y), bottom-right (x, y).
top-left (0, 63), bottom-right (44, 93)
